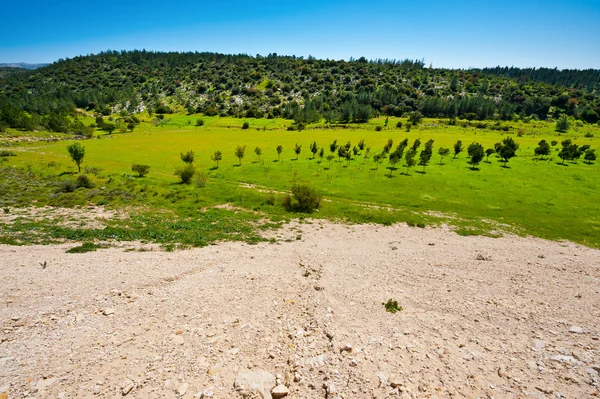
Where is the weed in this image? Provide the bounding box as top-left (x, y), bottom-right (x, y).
top-left (66, 242), bottom-right (102, 253)
top-left (383, 298), bottom-right (403, 313)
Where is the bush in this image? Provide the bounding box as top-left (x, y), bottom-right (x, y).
top-left (175, 164), bottom-right (195, 184)
top-left (242, 121), bottom-right (250, 129)
top-left (375, 125), bottom-right (383, 131)
top-left (290, 184), bottom-right (321, 213)
top-left (584, 132), bottom-right (594, 138)
top-left (75, 174), bottom-right (95, 189)
top-left (395, 121), bottom-right (403, 129)
top-left (0, 150), bottom-right (16, 157)
top-left (57, 180), bottom-right (77, 193)
top-left (196, 119), bottom-right (205, 127)
top-left (66, 242), bottom-right (101, 253)
top-left (195, 172), bottom-right (207, 188)
top-left (131, 164), bottom-right (150, 177)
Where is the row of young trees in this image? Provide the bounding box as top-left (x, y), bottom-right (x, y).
top-left (63, 138), bottom-right (595, 189)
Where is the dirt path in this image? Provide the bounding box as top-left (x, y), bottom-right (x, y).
top-left (1, 222), bottom-right (599, 398)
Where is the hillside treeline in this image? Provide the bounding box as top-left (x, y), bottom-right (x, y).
top-left (0, 50), bottom-right (599, 133)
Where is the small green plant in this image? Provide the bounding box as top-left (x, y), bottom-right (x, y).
top-left (289, 184), bottom-right (321, 213)
top-left (242, 121), bottom-right (250, 129)
top-left (175, 164), bottom-right (196, 184)
top-left (66, 242), bottom-right (101, 253)
top-left (0, 150), bottom-right (16, 157)
top-left (180, 150), bottom-right (195, 164)
top-left (75, 174), bottom-right (95, 189)
top-left (375, 125), bottom-right (383, 131)
top-left (196, 119), bottom-right (205, 126)
top-left (383, 298), bottom-right (403, 313)
top-left (131, 164), bottom-right (150, 177)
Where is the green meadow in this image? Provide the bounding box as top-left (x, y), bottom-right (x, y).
top-left (1, 115), bottom-right (599, 248)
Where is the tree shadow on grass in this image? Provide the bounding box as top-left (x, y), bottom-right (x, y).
top-left (232, 164), bottom-right (241, 167)
top-left (500, 164), bottom-right (511, 169)
top-left (58, 171), bottom-right (76, 177)
top-left (415, 170), bottom-right (426, 174)
top-left (209, 166), bottom-right (219, 171)
top-left (467, 167), bottom-right (480, 171)
top-left (272, 160), bottom-right (279, 163)
top-left (555, 162), bottom-right (568, 167)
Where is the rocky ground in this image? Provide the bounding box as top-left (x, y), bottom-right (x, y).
top-left (1, 221), bottom-right (599, 398)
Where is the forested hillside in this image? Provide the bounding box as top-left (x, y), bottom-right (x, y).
top-left (1, 50), bottom-right (599, 133)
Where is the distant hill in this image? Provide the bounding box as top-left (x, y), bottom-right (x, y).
top-left (0, 51), bottom-right (598, 133)
top-left (0, 63), bottom-right (48, 70)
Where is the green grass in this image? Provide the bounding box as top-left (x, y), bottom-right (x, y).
top-left (1, 115), bottom-right (599, 248)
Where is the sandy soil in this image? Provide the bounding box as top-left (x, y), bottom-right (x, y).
top-left (1, 221), bottom-right (599, 398)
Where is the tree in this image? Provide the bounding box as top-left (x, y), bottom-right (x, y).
top-left (329, 139), bottom-right (338, 154)
top-left (534, 140), bottom-right (551, 158)
top-left (438, 147), bottom-right (450, 165)
top-left (383, 138), bottom-right (394, 154)
top-left (211, 150), bottom-right (222, 168)
top-left (294, 143), bottom-right (302, 160)
top-left (276, 145), bottom-right (283, 161)
top-left (418, 139), bottom-right (434, 172)
top-left (497, 136), bottom-right (519, 165)
top-left (127, 122), bottom-right (135, 132)
top-left (337, 145), bottom-right (347, 162)
top-left (408, 111), bottom-right (423, 126)
top-left (309, 141), bottom-right (318, 159)
top-left (326, 154), bottom-right (335, 169)
top-left (175, 164), bottom-right (195, 184)
top-left (318, 147), bottom-right (325, 163)
top-left (67, 143), bottom-right (85, 172)
top-left (131, 164), bottom-right (150, 177)
top-left (411, 137), bottom-right (422, 152)
top-left (180, 150), bottom-right (195, 164)
top-left (357, 139), bottom-right (365, 151)
top-left (373, 153), bottom-right (383, 169)
top-left (556, 115), bottom-right (570, 132)
top-left (388, 152), bottom-right (400, 176)
top-left (235, 145), bottom-right (246, 165)
top-left (453, 140), bottom-right (463, 159)
top-left (584, 149), bottom-right (596, 164)
top-left (467, 142), bottom-right (484, 170)
top-left (103, 122), bottom-right (116, 134)
top-left (404, 148), bottom-right (417, 174)
top-left (254, 146), bottom-right (262, 162)
top-left (485, 148), bottom-right (495, 161)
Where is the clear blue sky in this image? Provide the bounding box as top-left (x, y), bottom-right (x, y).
top-left (1, 0), bottom-right (598, 69)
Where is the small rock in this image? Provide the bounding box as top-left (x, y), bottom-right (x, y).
top-left (177, 382), bottom-right (189, 396)
top-left (569, 326), bottom-right (584, 334)
top-left (532, 339), bottom-right (546, 351)
top-left (234, 369), bottom-right (275, 399)
top-left (340, 344), bottom-right (353, 353)
top-left (102, 308), bottom-right (115, 316)
top-left (271, 384), bottom-right (289, 397)
top-left (550, 355), bottom-right (582, 365)
top-left (121, 379), bottom-right (134, 395)
top-left (172, 335), bottom-right (185, 346)
top-left (390, 376), bottom-right (403, 388)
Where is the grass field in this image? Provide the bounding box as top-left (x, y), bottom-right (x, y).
top-left (1, 115), bottom-right (599, 248)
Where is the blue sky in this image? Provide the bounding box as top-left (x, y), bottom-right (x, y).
top-left (1, 0), bottom-right (598, 69)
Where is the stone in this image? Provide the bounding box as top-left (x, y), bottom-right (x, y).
top-left (102, 308), bottom-right (115, 316)
top-left (172, 335), bottom-right (185, 346)
top-left (177, 382), bottom-right (189, 396)
top-left (390, 375), bottom-right (403, 388)
top-left (569, 326), bottom-right (584, 334)
top-left (532, 339), bottom-right (545, 351)
top-left (550, 355), bottom-right (582, 365)
top-left (234, 369), bottom-right (276, 399)
top-left (121, 379), bottom-right (134, 395)
top-left (271, 384), bottom-right (289, 398)
top-left (340, 344), bottom-right (353, 353)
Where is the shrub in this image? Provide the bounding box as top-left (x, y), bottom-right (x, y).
top-left (290, 184), bottom-right (321, 213)
top-left (375, 125), bottom-right (383, 131)
top-left (0, 150), bottom-right (16, 157)
top-left (265, 194), bottom-right (276, 206)
top-left (242, 121), bottom-right (250, 129)
top-left (383, 298), bottom-right (403, 313)
top-left (131, 164), bottom-right (150, 177)
top-left (66, 242), bottom-right (101, 253)
top-left (195, 172), bottom-right (207, 188)
top-left (281, 195), bottom-right (293, 210)
top-left (196, 119), bottom-right (205, 126)
top-left (75, 174), bottom-right (95, 189)
top-left (584, 132), bottom-right (594, 138)
top-left (57, 180), bottom-right (77, 193)
top-left (175, 164), bottom-right (195, 184)
top-left (395, 121), bottom-right (403, 129)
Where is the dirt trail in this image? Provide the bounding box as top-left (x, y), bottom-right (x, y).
top-left (1, 222), bottom-right (599, 398)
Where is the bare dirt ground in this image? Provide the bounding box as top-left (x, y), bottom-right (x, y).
top-left (1, 221), bottom-right (599, 398)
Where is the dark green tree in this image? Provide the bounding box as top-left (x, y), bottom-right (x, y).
top-left (67, 143), bottom-right (85, 173)
top-left (235, 145), bottom-right (246, 165)
top-left (254, 146), bottom-right (262, 162)
top-left (276, 145), bottom-right (283, 161)
top-left (555, 115), bottom-right (570, 132)
top-left (467, 142), bottom-right (485, 170)
top-left (418, 139), bottom-right (434, 172)
top-left (294, 143), bottom-right (302, 160)
top-left (497, 136), bottom-right (519, 165)
top-left (584, 149), bottom-right (596, 164)
top-left (404, 148), bottom-right (417, 174)
top-left (438, 147), bottom-right (450, 164)
top-left (453, 140), bottom-right (463, 159)
top-left (180, 150), bottom-right (195, 164)
top-left (534, 140), bottom-right (551, 158)
top-left (211, 150), bottom-right (222, 168)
